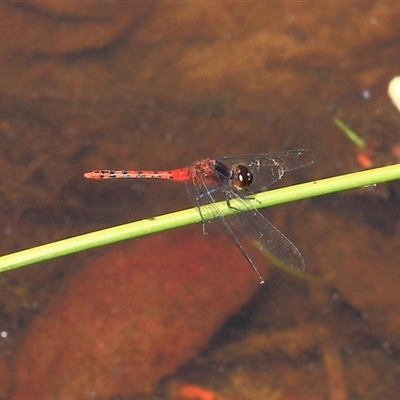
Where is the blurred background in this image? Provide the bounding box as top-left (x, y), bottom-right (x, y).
top-left (1, 2), bottom-right (400, 399)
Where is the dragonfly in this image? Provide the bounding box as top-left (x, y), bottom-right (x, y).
top-left (84, 149), bottom-right (314, 283)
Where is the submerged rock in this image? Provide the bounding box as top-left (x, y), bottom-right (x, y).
top-left (13, 227), bottom-right (265, 399)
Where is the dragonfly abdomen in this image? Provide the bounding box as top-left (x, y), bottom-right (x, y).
top-left (84, 169), bottom-right (191, 181)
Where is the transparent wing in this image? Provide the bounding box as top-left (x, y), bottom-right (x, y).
top-left (185, 177), bottom-right (265, 283)
top-left (224, 193), bottom-right (305, 272)
top-left (185, 167), bottom-right (305, 282)
top-left (216, 149), bottom-right (314, 192)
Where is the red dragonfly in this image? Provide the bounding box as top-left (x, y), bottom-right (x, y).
top-left (84, 150), bottom-right (314, 283)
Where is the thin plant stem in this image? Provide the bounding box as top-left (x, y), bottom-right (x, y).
top-left (333, 117), bottom-right (366, 149)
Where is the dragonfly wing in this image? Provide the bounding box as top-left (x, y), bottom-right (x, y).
top-left (217, 150), bottom-right (314, 172)
top-left (227, 203), bottom-right (305, 272)
top-left (216, 169), bottom-right (306, 271)
top-left (185, 171), bottom-right (305, 276)
top-left (185, 174), bottom-right (270, 282)
top-left (217, 149), bottom-right (314, 192)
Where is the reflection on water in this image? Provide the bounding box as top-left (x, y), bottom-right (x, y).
top-left (0, 2), bottom-right (400, 398)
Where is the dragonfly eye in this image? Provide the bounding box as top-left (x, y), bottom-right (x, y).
top-left (232, 165), bottom-right (253, 189)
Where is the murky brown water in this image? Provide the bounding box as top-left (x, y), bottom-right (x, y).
top-left (1, 2), bottom-right (400, 399)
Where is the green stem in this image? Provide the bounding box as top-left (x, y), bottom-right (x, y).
top-left (333, 117), bottom-right (366, 149)
top-left (1, 163), bottom-right (400, 273)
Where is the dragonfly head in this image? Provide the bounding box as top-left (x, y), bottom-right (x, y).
top-left (231, 165), bottom-right (254, 190)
